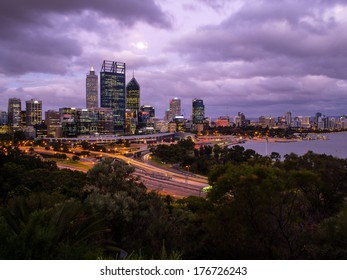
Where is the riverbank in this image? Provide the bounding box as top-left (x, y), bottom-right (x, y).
top-left (238, 132), bottom-right (347, 159)
top-left (245, 137), bottom-right (300, 143)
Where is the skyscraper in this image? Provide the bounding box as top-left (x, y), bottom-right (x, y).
top-left (26, 99), bottom-right (42, 126)
top-left (100, 60), bottom-right (126, 133)
top-left (285, 112), bottom-right (292, 127)
top-left (86, 66), bottom-right (98, 108)
top-left (170, 97), bottom-right (181, 117)
top-left (192, 98), bottom-right (205, 124)
top-left (126, 75), bottom-right (140, 122)
top-left (8, 98), bottom-right (21, 129)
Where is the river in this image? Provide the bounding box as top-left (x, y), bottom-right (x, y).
top-left (238, 132), bottom-right (347, 159)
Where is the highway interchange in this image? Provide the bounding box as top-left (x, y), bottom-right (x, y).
top-left (24, 146), bottom-right (209, 198)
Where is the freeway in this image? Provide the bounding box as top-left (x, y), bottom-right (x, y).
top-left (90, 151), bottom-right (209, 196)
top-left (24, 147), bottom-right (208, 198)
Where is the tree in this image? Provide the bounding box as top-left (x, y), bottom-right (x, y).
top-left (207, 163), bottom-right (311, 259)
top-left (0, 197), bottom-right (108, 259)
top-left (86, 158), bottom-right (139, 194)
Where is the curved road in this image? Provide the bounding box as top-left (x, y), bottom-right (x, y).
top-left (28, 147), bottom-right (208, 198)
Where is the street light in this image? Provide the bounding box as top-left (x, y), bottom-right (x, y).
top-left (185, 165), bottom-right (190, 172)
top-left (185, 165), bottom-right (191, 184)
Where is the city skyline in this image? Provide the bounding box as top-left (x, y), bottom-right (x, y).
top-left (1, 0), bottom-right (347, 118)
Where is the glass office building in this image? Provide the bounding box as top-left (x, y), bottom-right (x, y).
top-left (192, 98), bottom-right (205, 124)
top-left (100, 60), bottom-right (126, 133)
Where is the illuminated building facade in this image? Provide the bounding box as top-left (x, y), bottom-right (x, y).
top-left (86, 66), bottom-right (98, 108)
top-left (60, 107), bottom-right (114, 137)
top-left (100, 60), bottom-right (126, 133)
top-left (139, 105), bottom-right (155, 129)
top-left (216, 116), bottom-right (230, 127)
top-left (45, 110), bottom-right (61, 138)
top-left (26, 99), bottom-right (42, 126)
top-left (8, 98), bottom-right (22, 130)
top-left (169, 98), bottom-right (181, 118)
top-left (126, 76), bottom-right (140, 121)
top-left (192, 98), bottom-right (205, 124)
top-left (60, 108), bottom-right (77, 138)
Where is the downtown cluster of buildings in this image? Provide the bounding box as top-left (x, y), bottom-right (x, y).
top-left (0, 60), bottom-right (207, 138)
top-left (1, 59), bottom-right (346, 139)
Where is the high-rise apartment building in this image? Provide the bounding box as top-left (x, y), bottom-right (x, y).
top-left (100, 60), bottom-right (126, 133)
top-left (26, 99), bottom-right (42, 126)
top-left (86, 66), bottom-right (98, 108)
top-left (192, 98), bottom-right (205, 124)
top-left (8, 98), bottom-right (22, 129)
top-left (126, 75), bottom-right (140, 124)
top-left (170, 97), bottom-right (181, 117)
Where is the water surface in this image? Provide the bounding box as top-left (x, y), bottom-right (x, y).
top-left (239, 132), bottom-right (347, 159)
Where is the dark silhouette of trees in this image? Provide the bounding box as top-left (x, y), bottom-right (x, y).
top-left (2, 144), bottom-right (347, 259)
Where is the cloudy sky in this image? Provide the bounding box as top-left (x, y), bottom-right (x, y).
top-left (1, 0), bottom-right (347, 119)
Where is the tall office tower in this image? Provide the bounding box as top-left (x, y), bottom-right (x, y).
top-left (170, 97), bottom-right (181, 117)
top-left (126, 75), bottom-right (140, 121)
top-left (45, 110), bottom-right (61, 138)
top-left (100, 60), bottom-right (126, 133)
top-left (26, 99), bottom-right (42, 126)
top-left (192, 98), bottom-right (205, 124)
top-left (86, 66), bottom-right (98, 108)
top-left (285, 111), bottom-right (292, 127)
top-left (8, 98), bottom-right (21, 129)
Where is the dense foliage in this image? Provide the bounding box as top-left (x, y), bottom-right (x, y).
top-left (1, 144), bottom-right (347, 259)
top-left (151, 138), bottom-right (266, 175)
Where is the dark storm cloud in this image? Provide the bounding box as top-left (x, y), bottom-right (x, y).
top-left (0, 0), bottom-right (171, 75)
top-left (0, 0), bottom-right (171, 30)
top-left (171, 0), bottom-right (347, 79)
